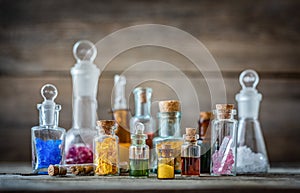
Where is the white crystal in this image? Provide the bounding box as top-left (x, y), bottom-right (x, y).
top-left (236, 145), bottom-right (268, 173)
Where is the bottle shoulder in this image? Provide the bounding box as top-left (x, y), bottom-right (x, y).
top-left (31, 126), bottom-right (66, 132)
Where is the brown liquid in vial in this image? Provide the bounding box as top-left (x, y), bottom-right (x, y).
top-left (181, 157), bottom-right (200, 176)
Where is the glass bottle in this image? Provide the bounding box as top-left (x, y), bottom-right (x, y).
top-left (153, 100), bottom-right (183, 174)
top-left (31, 84), bottom-right (66, 174)
top-left (211, 104), bottom-right (238, 176)
top-left (181, 128), bottom-right (201, 177)
top-left (235, 69), bottom-right (269, 174)
top-left (94, 120), bottom-right (119, 176)
top-left (130, 87), bottom-right (155, 168)
top-left (113, 74), bottom-right (131, 163)
top-left (157, 144), bottom-right (175, 179)
top-left (197, 112), bottom-right (212, 173)
top-left (65, 40), bottom-right (100, 164)
top-left (129, 122), bottom-right (149, 177)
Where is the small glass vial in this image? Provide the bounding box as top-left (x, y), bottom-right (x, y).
top-left (94, 120), bottom-right (119, 176)
top-left (198, 112), bottom-right (212, 173)
top-left (65, 40), bottom-right (100, 164)
top-left (129, 122), bottom-right (149, 177)
top-left (181, 128), bottom-right (201, 177)
top-left (235, 69), bottom-right (269, 174)
top-left (153, 100), bottom-right (183, 174)
top-left (157, 144), bottom-right (175, 179)
top-left (130, 87), bottom-right (155, 169)
top-left (211, 104), bottom-right (238, 176)
top-left (31, 84), bottom-right (66, 174)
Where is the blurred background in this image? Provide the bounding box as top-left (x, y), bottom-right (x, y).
top-left (0, 0), bottom-right (299, 165)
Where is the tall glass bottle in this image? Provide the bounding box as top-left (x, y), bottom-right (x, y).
top-left (153, 100), bottom-right (183, 174)
top-left (181, 128), bottom-right (201, 177)
top-left (235, 69), bottom-right (269, 174)
top-left (113, 75), bottom-right (131, 163)
top-left (31, 84), bottom-right (66, 174)
top-left (65, 40), bottom-right (100, 164)
top-left (211, 104), bottom-right (237, 176)
top-left (94, 120), bottom-right (119, 176)
top-left (129, 122), bottom-right (149, 177)
top-left (197, 112), bottom-right (212, 173)
top-left (130, 87), bottom-right (155, 168)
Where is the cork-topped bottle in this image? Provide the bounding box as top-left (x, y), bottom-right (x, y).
top-left (153, 100), bottom-right (183, 174)
top-left (94, 120), bottom-right (119, 176)
top-left (211, 104), bottom-right (238, 176)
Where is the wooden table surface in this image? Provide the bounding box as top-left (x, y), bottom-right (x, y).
top-left (0, 163), bottom-right (299, 193)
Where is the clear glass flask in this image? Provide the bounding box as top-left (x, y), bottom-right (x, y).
top-left (181, 128), bottom-right (201, 177)
top-left (94, 120), bottom-right (119, 176)
top-left (65, 40), bottom-right (100, 164)
top-left (211, 104), bottom-right (237, 176)
top-left (130, 87), bottom-right (155, 169)
top-left (129, 122), bottom-right (149, 177)
top-left (153, 100), bottom-right (183, 174)
top-left (31, 84), bottom-right (66, 174)
top-left (235, 69), bottom-right (269, 174)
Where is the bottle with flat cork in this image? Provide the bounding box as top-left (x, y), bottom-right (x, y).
top-left (181, 128), bottom-right (201, 177)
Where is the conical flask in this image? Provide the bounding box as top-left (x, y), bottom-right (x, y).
top-left (235, 69), bottom-right (269, 174)
top-left (65, 40), bottom-right (100, 164)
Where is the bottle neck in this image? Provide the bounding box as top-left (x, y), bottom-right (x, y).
top-left (131, 135), bottom-right (147, 146)
top-left (133, 89), bottom-right (152, 117)
top-left (38, 104), bottom-right (60, 127)
top-left (72, 96), bottom-right (97, 130)
top-left (158, 112), bottom-right (181, 137)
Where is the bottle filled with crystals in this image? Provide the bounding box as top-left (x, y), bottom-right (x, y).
top-left (65, 40), bottom-right (100, 165)
top-left (235, 69), bottom-right (269, 174)
top-left (31, 84), bottom-right (66, 174)
top-left (181, 128), bottom-right (201, 177)
top-left (211, 104), bottom-right (238, 176)
top-left (153, 100), bottom-right (183, 174)
top-left (129, 122), bottom-right (149, 177)
top-left (130, 87), bottom-right (155, 170)
top-left (94, 120), bottom-right (119, 176)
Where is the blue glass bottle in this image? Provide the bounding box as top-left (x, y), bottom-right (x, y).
top-left (31, 84), bottom-right (66, 174)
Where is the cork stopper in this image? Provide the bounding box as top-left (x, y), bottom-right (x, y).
top-left (216, 104), bottom-right (234, 111)
top-left (184, 128), bottom-right (198, 141)
top-left (200, 112), bottom-right (212, 121)
top-left (159, 100), bottom-right (181, 112)
top-left (48, 165), bottom-right (67, 176)
top-left (97, 120), bottom-right (116, 134)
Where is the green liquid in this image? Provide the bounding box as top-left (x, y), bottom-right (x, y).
top-left (129, 159), bottom-right (149, 177)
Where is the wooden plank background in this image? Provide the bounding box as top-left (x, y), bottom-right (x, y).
top-left (0, 0), bottom-right (299, 164)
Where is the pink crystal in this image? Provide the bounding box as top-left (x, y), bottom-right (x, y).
top-left (212, 136), bottom-right (235, 175)
top-left (65, 144), bottom-right (93, 164)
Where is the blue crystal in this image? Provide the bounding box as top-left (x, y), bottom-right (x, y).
top-left (35, 138), bottom-right (62, 169)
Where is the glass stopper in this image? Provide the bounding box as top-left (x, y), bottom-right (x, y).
top-left (239, 69), bottom-right (259, 89)
top-left (135, 122), bottom-right (145, 134)
top-left (73, 40), bottom-right (97, 63)
top-left (41, 84), bottom-right (58, 101)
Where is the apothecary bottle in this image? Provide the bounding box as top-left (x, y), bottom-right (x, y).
top-left (153, 100), bottom-right (183, 174)
top-left (129, 122), bottom-right (149, 177)
top-left (157, 144), bottom-right (175, 179)
top-left (235, 69), bottom-right (269, 174)
top-left (181, 128), bottom-right (200, 177)
top-left (94, 120), bottom-right (119, 176)
top-left (197, 112), bottom-right (212, 173)
top-left (211, 104), bottom-right (237, 176)
top-left (31, 84), bottom-right (66, 174)
top-left (130, 87), bottom-right (155, 168)
top-left (65, 40), bottom-right (100, 164)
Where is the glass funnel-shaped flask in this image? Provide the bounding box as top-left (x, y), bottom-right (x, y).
top-left (129, 122), bottom-right (149, 177)
top-left (31, 84), bottom-right (66, 174)
top-left (235, 69), bottom-right (269, 174)
top-left (65, 40), bottom-right (100, 164)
